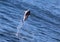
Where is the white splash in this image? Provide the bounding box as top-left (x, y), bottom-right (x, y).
top-left (16, 20), bottom-right (24, 37)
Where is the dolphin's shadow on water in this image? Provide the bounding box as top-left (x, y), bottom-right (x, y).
top-left (0, 0), bottom-right (60, 42)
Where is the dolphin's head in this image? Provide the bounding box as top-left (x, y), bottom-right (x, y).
top-left (24, 10), bottom-right (30, 15)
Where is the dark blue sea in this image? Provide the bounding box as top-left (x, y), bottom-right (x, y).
top-left (0, 0), bottom-right (60, 42)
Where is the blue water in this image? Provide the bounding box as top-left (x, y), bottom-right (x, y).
top-left (0, 0), bottom-right (60, 42)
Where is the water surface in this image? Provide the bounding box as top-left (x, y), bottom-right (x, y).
top-left (0, 0), bottom-right (60, 42)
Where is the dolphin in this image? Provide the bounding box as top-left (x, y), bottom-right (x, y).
top-left (23, 10), bottom-right (30, 22)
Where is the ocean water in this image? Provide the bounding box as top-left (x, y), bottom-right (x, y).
top-left (0, 0), bottom-right (60, 42)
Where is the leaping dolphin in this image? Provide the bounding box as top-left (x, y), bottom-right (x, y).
top-left (23, 10), bottom-right (30, 22)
